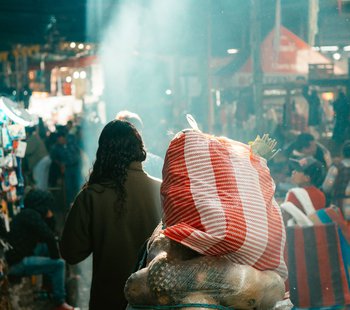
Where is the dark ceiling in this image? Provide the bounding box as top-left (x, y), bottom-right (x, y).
top-left (0, 0), bottom-right (349, 55)
top-left (0, 0), bottom-right (89, 50)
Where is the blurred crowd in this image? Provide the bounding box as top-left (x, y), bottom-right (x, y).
top-left (0, 85), bottom-right (349, 309)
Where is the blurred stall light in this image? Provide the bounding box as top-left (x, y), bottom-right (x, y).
top-left (60, 67), bottom-right (69, 72)
top-left (312, 46), bottom-right (320, 51)
top-left (264, 89), bottom-right (287, 96)
top-left (322, 92), bottom-right (334, 101)
top-left (29, 95), bottom-right (83, 126)
top-left (73, 71), bottom-right (80, 79)
top-left (215, 90), bottom-right (221, 107)
top-left (70, 42), bottom-right (76, 48)
top-left (80, 71), bottom-right (87, 79)
top-left (32, 91), bottom-right (49, 98)
top-left (320, 46), bottom-right (339, 52)
top-left (78, 43), bottom-right (84, 49)
top-left (333, 52), bottom-right (341, 60)
top-left (66, 76), bottom-right (72, 83)
top-left (86, 44), bottom-right (91, 50)
top-left (343, 45), bottom-right (350, 51)
top-left (165, 89), bottom-right (172, 95)
top-left (227, 48), bottom-right (239, 54)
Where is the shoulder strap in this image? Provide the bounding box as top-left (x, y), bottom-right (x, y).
top-left (289, 187), bottom-right (316, 215)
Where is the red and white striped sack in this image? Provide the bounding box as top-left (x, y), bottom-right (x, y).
top-left (161, 129), bottom-right (288, 279)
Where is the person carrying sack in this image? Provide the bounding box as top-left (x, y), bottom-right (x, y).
top-left (124, 117), bottom-right (287, 309)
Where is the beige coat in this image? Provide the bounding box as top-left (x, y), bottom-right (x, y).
top-left (60, 162), bottom-right (162, 310)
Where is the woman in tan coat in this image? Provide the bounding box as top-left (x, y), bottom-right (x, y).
top-left (60, 120), bottom-right (162, 310)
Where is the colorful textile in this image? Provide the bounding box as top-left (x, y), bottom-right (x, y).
top-left (309, 207), bottom-right (350, 289)
top-left (285, 186), bottom-right (326, 214)
top-left (287, 223), bottom-right (350, 308)
top-left (161, 130), bottom-right (287, 279)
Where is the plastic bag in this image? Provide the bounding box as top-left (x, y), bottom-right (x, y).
top-left (125, 225), bottom-right (285, 310)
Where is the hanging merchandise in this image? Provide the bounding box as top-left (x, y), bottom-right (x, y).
top-left (0, 96), bottom-right (35, 223)
top-left (1, 128), bottom-right (12, 151)
top-left (0, 97), bottom-right (34, 127)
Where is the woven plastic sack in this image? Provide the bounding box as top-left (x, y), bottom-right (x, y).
top-left (161, 129), bottom-right (287, 279)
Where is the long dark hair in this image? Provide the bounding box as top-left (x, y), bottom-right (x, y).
top-left (87, 120), bottom-right (146, 213)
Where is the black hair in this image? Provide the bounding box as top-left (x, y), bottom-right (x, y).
top-left (25, 126), bottom-right (36, 135)
top-left (87, 120), bottom-right (146, 215)
top-left (294, 133), bottom-right (315, 151)
top-left (24, 189), bottom-right (54, 217)
top-left (303, 160), bottom-right (325, 188)
top-left (115, 110), bottom-right (143, 132)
